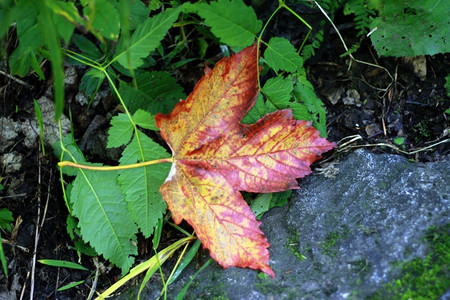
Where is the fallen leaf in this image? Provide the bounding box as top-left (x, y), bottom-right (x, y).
top-left (155, 45), bottom-right (336, 277)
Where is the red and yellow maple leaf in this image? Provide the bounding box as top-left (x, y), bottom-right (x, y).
top-left (155, 45), bottom-right (336, 278)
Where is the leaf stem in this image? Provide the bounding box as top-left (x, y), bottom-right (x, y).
top-left (58, 158), bottom-right (174, 171)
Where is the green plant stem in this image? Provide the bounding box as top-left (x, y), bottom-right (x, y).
top-left (256, 3), bottom-right (282, 89)
top-left (280, 2), bottom-right (312, 54)
top-left (58, 157), bottom-right (174, 171)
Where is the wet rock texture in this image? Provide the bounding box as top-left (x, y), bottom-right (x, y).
top-left (133, 149), bottom-right (449, 299)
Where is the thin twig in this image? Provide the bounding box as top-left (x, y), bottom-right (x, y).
top-left (30, 151), bottom-right (51, 300)
top-left (0, 70), bottom-right (33, 89)
top-left (29, 152), bottom-right (41, 300)
top-left (337, 134), bottom-right (450, 156)
top-left (0, 193), bottom-right (27, 200)
top-left (314, 1), bottom-right (393, 90)
top-left (87, 262), bottom-right (100, 300)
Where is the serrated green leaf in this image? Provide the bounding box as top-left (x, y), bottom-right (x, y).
top-left (370, 0), bottom-right (450, 57)
top-left (114, 6), bottom-right (182, 69)
top-left (135, 71), bottom-right (186, 114)
top-left (120, 72), bottom-right (186, 114)
top-left (83, 0), bottom-right (120, 40)
top-left (293, 74), bottom-right (327, 137)
top-left (52, 134), bottom-right (87, 176)
top-left (262, 76), bottom-right (294, 107)
top-left (194, 0), bottom-right (262, 48)
top-left (71, 168), bottom-right (137, 274)
top-left (133, 110), bottom-right (158, 131)
top-left (264, 37), bottom-right (303, 73)
top-left (107, 113), bottom-right (134, 148)
top-left (118, 131), bottom-right (171, 237)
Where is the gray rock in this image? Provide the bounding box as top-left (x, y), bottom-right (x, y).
top-left (122, 149), bottom-right (449, 299)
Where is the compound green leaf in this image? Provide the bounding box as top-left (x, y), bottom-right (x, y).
top-left (118, 131), bottom-right (171, 237)
top-left (194, 0), bottom-right (262, 48)
top-left (114, 7), bottom-right (182, 69)
top-left (107, 113), bottom-right (133, 149)
top-left (264, 37), bottom-right (303, 73)
top-left (370, 0), bottom-right (450, 57)
top-left (71, 169), bottom-right (137, 274)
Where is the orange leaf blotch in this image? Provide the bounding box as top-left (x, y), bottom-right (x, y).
top-left (159, 163), bottom-right (274, 277)
top-left (155, 45), bottom-right (259, 156)
top-left (156, 44), bottom-right (336, 277)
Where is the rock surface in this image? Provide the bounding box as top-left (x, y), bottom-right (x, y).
top-left (122, 149), bottom-right (449, 299)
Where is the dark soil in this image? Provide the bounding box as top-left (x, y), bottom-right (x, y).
top-left (0, 3), bottom-right (449, 299)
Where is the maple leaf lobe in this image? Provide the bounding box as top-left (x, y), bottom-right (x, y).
top-left (155, 44), bottom-right (335, 278)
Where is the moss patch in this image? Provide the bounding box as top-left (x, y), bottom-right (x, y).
top-left (321, 225), bottom-right (350, 257)
top-left (285, 226), bottom-right (307, 261)
top-left (367, 223), bottom-right (450, 299)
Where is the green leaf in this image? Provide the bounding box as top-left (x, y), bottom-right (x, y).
top-left (0, 232), bottom-right (7, 278)
top-left (80, 68), bottom-right (106, 96)
top-left (127, 0), bottom-right (148, 31)
top-left (133, 110), bottom-right (158, 131)
top-left (242, 93), bottom-right (265, 124)
top-left (135, 71), bottom-right (186, 114)
top-left (57, 280), bottom-right (85, 291)
top-left (118, 131), bottom-right (171, 238)
top-left (370, 0), bottom-right (450, 57)
top-left (52, 134), bottom-right (87, 176)
top-left (293, 74), bottom-right (327, 137)
top-left (262, 76), bottom-right (294, 108)
top-left (83, 0), bottom-right (120, 40)
top-left (51, 1), bottom-right (77, 45)
top-left (71, 34), bottom-right (103, 61)
top-left (264, 37), bottom-right (303, 73)
top-left (120, 72), bottom-right (186, 114)
top-left (114, 6), bottom-right (182, 69)
top-left (0, 208), bottom-right (13, 232)
top-left (0, 0), bottom-right (16, 38)
top-left (250, 191), bottom-right (291, 220)
top-left (71, 168), bottom-right (137, 274)
top-left (445, 75), bottom-right (450, 97)
top-left (194, 0), bottom-right (262, 48)
top-left (38, 0), bottom-right (64, 120)
top-left (107, 113), bottom-right (134, 148)
top-left (250, 193), bottom-right (272, 219)
top-left (38, 259), bottom-right (89, 271)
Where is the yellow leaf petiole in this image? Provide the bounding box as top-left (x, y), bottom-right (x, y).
top-left (58, 157), bottom-right (174, 171)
